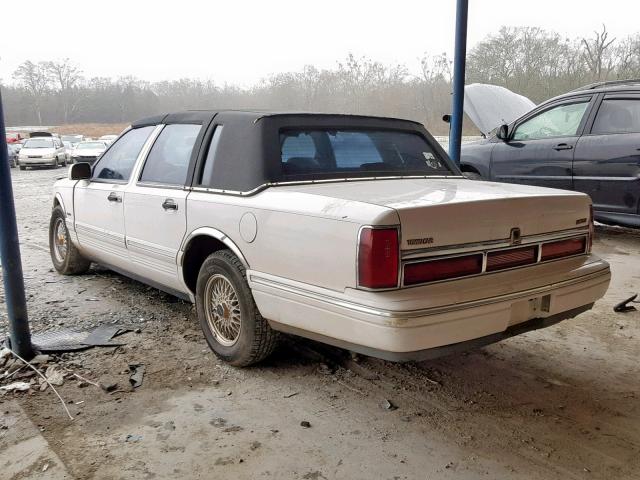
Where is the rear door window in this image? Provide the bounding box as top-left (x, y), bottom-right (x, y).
top-left (591, 98), bottom-right (640, 134)
top-left (140, 124), bottom-right (201, 186)
top-left (93, 126), bottom-right (155, 182)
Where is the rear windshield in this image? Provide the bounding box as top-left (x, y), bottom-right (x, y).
top-left (279, 129), bottom-right (452, 179)
top-left (23, 139), bottom-right (54, 148)
top-left (77, 142), bottom-right (105, 149)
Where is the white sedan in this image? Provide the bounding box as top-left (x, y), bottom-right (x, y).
top-left (49, 111), bottom-right (611, 366)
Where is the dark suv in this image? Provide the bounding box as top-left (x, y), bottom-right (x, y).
top-left (461, 80), bottom-right (640, 228)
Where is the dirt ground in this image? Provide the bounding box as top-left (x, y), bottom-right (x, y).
top-left (1, 166), bottom-right (639, 480)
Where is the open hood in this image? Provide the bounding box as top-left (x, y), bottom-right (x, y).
top-left (464, 83), bottom-right (536, 135)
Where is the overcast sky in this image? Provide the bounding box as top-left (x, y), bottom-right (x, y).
top-left (1, 0), bottom-right (638, 86)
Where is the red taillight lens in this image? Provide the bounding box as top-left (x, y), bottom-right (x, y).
top-left (358, 227), bottom-right (399, 289)
top-left (486, 246), bottom-right (537, 272)
top-left (541, 237), bottom-right (587, 261)
top-left (404, 254), bottom-right (483, 286)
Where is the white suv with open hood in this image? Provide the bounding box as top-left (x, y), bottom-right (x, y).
top-left (49, 111), bottom-right (610, 366)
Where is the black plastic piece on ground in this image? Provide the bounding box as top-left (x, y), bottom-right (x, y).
top-left (614, 294), bottom-right (638, 313)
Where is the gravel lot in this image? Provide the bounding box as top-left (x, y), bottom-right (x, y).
top-left (1, 166), bottom-right (639, 480)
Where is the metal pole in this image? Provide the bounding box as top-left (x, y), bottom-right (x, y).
top-left (0, 89), bottom-right (34, 359)
top-left (448, 0), bottom-right (469, 166)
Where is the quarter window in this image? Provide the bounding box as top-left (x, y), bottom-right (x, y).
top-left (592, 98), bottom-right (640, 134)
top-left (94, 126), bottom-right (154, 181)
top-left (199, 126), bottom-right (224, 187)
top-left (140, 124), bottom-right (201, 185)
top-left (512, 101), bottom-right (590, 141)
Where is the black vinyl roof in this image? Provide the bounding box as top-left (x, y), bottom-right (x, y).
top-left (131, 110), bottom-right (455, 193)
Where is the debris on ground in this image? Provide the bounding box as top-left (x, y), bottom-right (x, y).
top-left (128, 364), bottom-right (145, 388)
top-left (0, 381), bottom-right (31, 392)
top-left (380, 399), bottom-right (398, 411)
top-left (12, 324), bottom-right (134, 353)
top-left (300, 421), bottom-right (311, 428)
top-left (613, 294), bottom-right (638, 313)
top-left (45, 366), bottom-right (65, 386)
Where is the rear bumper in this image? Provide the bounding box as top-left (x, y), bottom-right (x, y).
top-left (249, 256), bottom-right (610, 360)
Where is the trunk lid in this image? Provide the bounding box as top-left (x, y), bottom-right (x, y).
top-left (284, 179), bottom-right (590, 250)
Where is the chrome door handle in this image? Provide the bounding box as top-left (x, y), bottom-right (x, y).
top-left (107, 192), bottom-right (122, 202)
top-left (162, 198), bottom-right (178, 211)
top-left (553, 143), bottom-right (573, 151)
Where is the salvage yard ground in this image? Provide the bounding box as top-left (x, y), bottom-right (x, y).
top-left (1, 167), bottom-right (639, 479)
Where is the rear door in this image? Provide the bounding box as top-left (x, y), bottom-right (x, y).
top-left (490, 96), bottom-right (594, 190)
top-left (123, 123), bottom-right (204, 292)
top-left (74, 126), bottom-right (156, 270)
top-left (573, 93), bottom-right (640, 217)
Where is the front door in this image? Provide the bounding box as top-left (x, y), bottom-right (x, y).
top-left (574, 94), bottom-right (640, 217)
top-left (490, 97), bottom-right (593, 190)
top-left (74, 126), bottom-right (156, 270)
top-left (124, 123), bottom-right (202, 292)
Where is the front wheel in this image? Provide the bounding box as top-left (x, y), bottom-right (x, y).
top-left (49, 206), bottom-right (91, 275)
top-left (19, 165), bottom-right (26, 170)
top-left (196, 250), bottom-right (279, 366)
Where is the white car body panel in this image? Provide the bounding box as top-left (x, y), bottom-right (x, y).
top-left (51, 117), bottom-right (610, 361)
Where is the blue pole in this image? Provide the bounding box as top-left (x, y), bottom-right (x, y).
top-left (0, 89), bottom-right (34, 359)
top-left (448, 0), bottom-right (468, 166)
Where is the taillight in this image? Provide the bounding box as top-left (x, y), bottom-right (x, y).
top-left (587, 204), bottom-right (594, 253)
top-left (540, 237), bottom-right (587, 261)
top-left (404, 254), bottom-right (483, 286)
top-left (486, 246), bottom-right (537, 272)
top-left (358, 227), bottom-right (399, 289)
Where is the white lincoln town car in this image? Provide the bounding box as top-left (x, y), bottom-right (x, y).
top-left (49, 111), bottom-right (611, 366)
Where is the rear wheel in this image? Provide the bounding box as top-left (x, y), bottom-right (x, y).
top-left (49, 206), bottom-right (91, 275)
top-left (196, 250), bottom-right (279, 366)
top-left (19, 165), bottom-right (26, 171)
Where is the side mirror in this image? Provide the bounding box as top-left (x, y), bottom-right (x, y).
top-left (69, 162), bottom-right (91, 180)
top-left (496, 124), bottom-right (509, 140)
top-left (442, 114), bottom-right (451, 124)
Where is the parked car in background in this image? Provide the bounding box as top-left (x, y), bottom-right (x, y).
top-left (62, 141), bottom-right (75, 163)
top-left (6, 132), bottom-right (24, 144)
top-left (49, 111), bottom-right (610, 367)
top-left (18, 136), bottom-right (67, 169)
top-left (5, 144), bottom-right (18, 168)
top-left (460, 79), bottom-right (640, 228)
top-left (70, 140), bottom-right (108, 164)
top-left (98, 134), bottom-right (118, 144)
top-left (61, 134), bottom-right (84, 145)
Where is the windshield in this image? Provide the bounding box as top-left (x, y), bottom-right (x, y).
top-left (279, 129), bottom-right (453, 179)
top-left (23, 139), bottom-right (54, 149)
top-left (77, 142), bottom-right (106, 150)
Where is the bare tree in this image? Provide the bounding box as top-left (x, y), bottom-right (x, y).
top-left (46, 58), bottom-right (83, 122)
top-left (12, 61), bottom-right (51, 125)
top-left (581, 24), bottom-right (616, 81)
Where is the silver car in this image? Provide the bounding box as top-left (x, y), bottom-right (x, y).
top-left (18, 137), bottom-right (67, 169)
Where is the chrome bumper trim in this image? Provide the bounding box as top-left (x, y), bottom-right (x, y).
top-left (250, 266), bottom-right (610, 322)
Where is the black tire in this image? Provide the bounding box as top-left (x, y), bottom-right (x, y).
top-left (463, 171), bottom-right (482, 180)
top-left (49, 206), bottom-right (91, 275)
top-left (196, 250), bottom-right (278, 366)
top-left (19, 165), bottom-right (26, 171)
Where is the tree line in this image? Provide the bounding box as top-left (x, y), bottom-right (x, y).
top-left (3, 25), bottom-right (639, 134)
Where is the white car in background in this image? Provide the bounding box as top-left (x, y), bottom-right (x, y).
top-left (98, 134), bottom-right (118, 144)
top-left (18, 137), bottom-right (67, 169)
top-left (49, 111), bottom-right (611, 367)
top-left (70, 141), bottom-right (109, 165)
